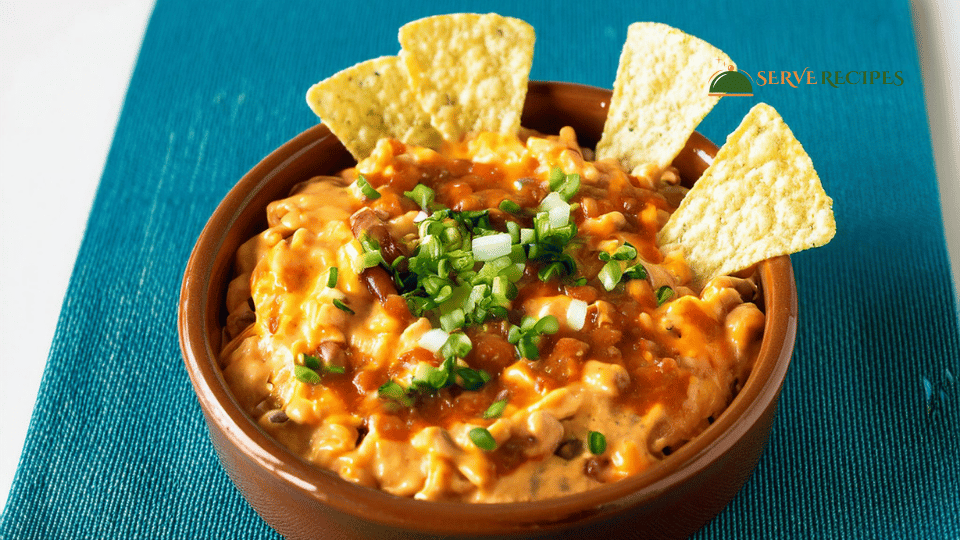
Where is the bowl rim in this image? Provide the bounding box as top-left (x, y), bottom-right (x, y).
top-left (178, 80), bottom-right (797, 534)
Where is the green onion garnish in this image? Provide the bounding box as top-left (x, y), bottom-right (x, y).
top-left (378, 380), bottom-right (414, 407)
top-left (294, 365), bottom-right (322, 385)
top-left (534, 315), bottom-right (560, 335)
top-left (482, 399), bottom-right (508, 419)
top-left (456, 367), bottom-right (490, 391)
top-left (588, 431), bottom-right (607, 455)
top-left (333, 298), bottom-right (354, 314)
top-left (360, 250), bottom-right (383, 270)
top-left (538, 262), bottom-right (564, 282)
top-left (624, 263), bottom-right (648, 280)
top-left (612, 242), bottom-right (637, 261)
top-left (410, 363), bottom-right (450, 392)
top-left (472, 233), bottom-right (512, 262)
top-left (598, 260), bottom-right (624, 291)
top-left (498, 199), bottom-right (522, 214)
top-left (355, 174), bottom-right (381, 200)
top-left (507, 315), bottom-right (559, 360)
top-left (302, 354), bottom-right (322, 370)
top-left (326, 267), bottom-right (339, 288)
top-left (403, 183), bottom-right (435, 210)
top-left (519, 228), bottom-right (535, 244)
top-left (548, 167), bottom-right (566, 190)
top-left (656, 286), bottom-right (674, 306)
top-left (557, 173), bottom-right (580, 201)
top-left (547, 168), bottom-right (581, 201)
top-left (440, 332), bottom-right (472, 360)
top-left (517, 338), bottom-right (539, 360)
top-left (439, 308), bottom-right (466, 333)
top-left (468, 427), bottom-right (497, 451)
top-left (298, 354), bottom-right (346, 381)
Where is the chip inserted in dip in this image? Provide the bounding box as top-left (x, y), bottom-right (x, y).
top-left (216, 14), bottom-right (835, 503)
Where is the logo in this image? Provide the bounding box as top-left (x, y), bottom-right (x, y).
top-left (708, 63), bottom-right (754, 97)
top-left (707, 59), bottom-right (905, 95)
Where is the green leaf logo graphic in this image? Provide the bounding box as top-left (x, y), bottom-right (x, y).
top-left (709, 66), bottom-right (754, 97)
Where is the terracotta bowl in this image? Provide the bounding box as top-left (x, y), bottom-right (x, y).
top-left (178, 81), bottom-right (797, 539)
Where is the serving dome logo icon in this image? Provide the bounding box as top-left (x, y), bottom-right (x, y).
top-left (708, 65), bottom-right (754, 97)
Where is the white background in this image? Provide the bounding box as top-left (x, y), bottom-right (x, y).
top-left (1, 0), bottom-right (958, 511)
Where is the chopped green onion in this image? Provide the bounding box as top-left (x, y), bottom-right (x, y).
top-left (656, 286), bottom-right (674, 306)
top-left (588, 431), bottom-right (607, 455)
top-left (441, 228), bottom-right (461, 248)
top-left (567, 299), bottom-right (588, 331)
top-left (411, 363), bottom-right (450, 391)
top-left (519, 228), bottom-right (535, 244)
top-left (378, 380), bottom-right (413, 407)
top-left (419, 328), bottom-right (450, 353)
top-left (359, 234), bottom-right (380, 253)
top-left (326, 267), bottom-right (339, 288)
top-left (548, 167), bottom-right (566, 190)
top-left (507, 314), bottom-right (565, 360)
top-left (302, 353), bottom-right (322, 370)
top-left (456, 367), bottom-right (490, 391)
top-left (440, 332), bottom-right (473, 360)
top-left (300, 353), bottom-right (345, 379)
top-left (468, 427), bottom-right (497, 451)
top-left (487, 305), bottom-right (508, 320)
top-left (517, 338), bottom-right (540, 360)
top-left (505, 220), bottom-right (520, 243)
top-left (624, 264), bottom-right (648, 281)
top-left (355, 174), bottom-right (381, 200)
top-left (472, 233), bottom-right (513, 262)
top-left (404, 183), bottom-right (435, 210)
top-left (360, 250), bottom-right (383, 269)
top-left (534, 315), bottom-right (560, 335)
top-left (333, 298), bottom-right (354, 314)
top-left (548, 204), bottom-right (570, 229)
top-left (294, 365), bottom-right (322, 385)
top-left (482, 399), bottom-right (508, 419)
top-left (598, 260), bottom-right (623, 291)
top-left (520, 316), bottom-right (537, 332)
top-left (434, 284), bottom-right (454, 304)
top-left (539, 191), bottom-right (567, 213)
top-left (507, 325), bottom-right (522, 344)
top-left (440, 308), bottom-right (466, 332)
top-left (499, 199), bottom-right (522, 214)
top-left (538, 262), bottom-right (564, 282)
top-left (557, 173), bottom-right (581, 201)
top-left (548, 168), bottom-right (581, 201)
top-left (612, 242), bottom-right (637, 261)
top-left (454, 209), bottom-right (491, 231)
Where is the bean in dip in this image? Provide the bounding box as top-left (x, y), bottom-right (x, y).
top-left (219, 15), bottom-right (835, 503)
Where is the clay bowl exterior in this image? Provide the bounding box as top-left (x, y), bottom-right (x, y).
top-left (178, 81), bottom-right (798, 539)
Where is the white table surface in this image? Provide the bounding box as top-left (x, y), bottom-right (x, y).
top-left (1, 0), bottom-right (957, 512)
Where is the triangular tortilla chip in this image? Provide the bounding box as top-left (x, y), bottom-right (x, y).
top-left (657, 103), bottom-right (836, 286)
top-left (306, 56), bottom-right (442, 160)
top-left (596, 22), bottom-right (730, 175)
top-left (398, 13), bottom-right (535, 141)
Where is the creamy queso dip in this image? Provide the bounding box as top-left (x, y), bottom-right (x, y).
top-left (220, 127), bottom-right (765, 502)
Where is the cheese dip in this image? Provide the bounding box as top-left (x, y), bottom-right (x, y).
top-left (219, 127), bottom-right (765, 503)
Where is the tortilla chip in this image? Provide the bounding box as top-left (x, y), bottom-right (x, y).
top-left (657, 103), bottom-right (836, 286)
top-left (596, 22), bottom-right (730, 175)
top-left (306, 56), bottom-right (442, 160)
top-left (398, 13), bottom-right (535, 141)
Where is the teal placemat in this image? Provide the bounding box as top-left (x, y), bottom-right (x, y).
top-left (2, 0), bottom-right (958, 538)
